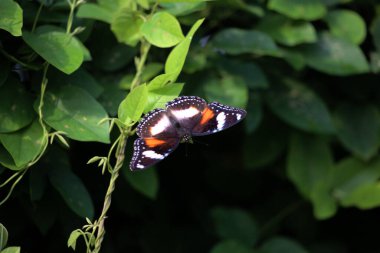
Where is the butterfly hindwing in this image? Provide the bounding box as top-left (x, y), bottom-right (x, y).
top-left (192, 102), bottom-right (247, 136)
top-left (130, 137), bottom-right (179, 170)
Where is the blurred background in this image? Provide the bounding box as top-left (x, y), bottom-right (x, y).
top-left (2, 0), bottom-right (380, 252)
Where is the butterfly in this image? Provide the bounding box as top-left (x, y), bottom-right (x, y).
top-left (130, 96), bottom-right (247, 170)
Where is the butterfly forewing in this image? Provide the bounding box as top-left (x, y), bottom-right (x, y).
top-left (137, 108), bottom-right (177, 139)
top-left (192, 102), bottom-right (247, 136)
top-left (166, 96), bottom-right (207, 130)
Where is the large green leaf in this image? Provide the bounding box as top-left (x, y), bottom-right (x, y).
top-left (266, 80), bottom-right (335, 134)
top-left (0, 0), bottom-right (23, 36)
top-left (48, 148), bottom-right (94, 219)
top-left (203, 74), bottom-right (248, 109)
top-left (210, 240), bottom-right (253, 253)
top-left (0, 77), bottom-right (35, 133)
top-left (141, 12), bottom-right (184, 48)
top-left (164, 18), bottom-right (204, 81)
top-left (324, 10), bottom-right (366, 45)
top-left (332, 157), bottom-right (380, 203)
top-left (301, 33), bottom-right (369, 76)
top-left (23, 26), bottom-right (84, 74)
top-left (257, 14), bottom-right (317, 46)
top-left (77, 3), bottom-right (113, 23)
top-left (211, 207), bottom-right (258, 246)
top-left (1, 247), bottom-right (21, 253)
top-left (0, 223), bottom-right (8, 251)
top-left (144, 83), bottom-right (184, 113)
top-left (216, 59), bottom-right (269, 89)
top-left (123, 166), bottom-right (159, 199)
top-left (287, 133), bottom-right (337, 219)
top-left (111, 9), bottom-right (143, 46)
top-left (0, 120), bottom-right (47, 168)
top-left (42, 85), bottom-right (110, 143)
top-left (212, 28), bottom-right (280, 56)
top-left (268, 0), bottom-right (326, 21)
top-left (334, 104), bottom-right (380, 161)
top-left (118, 84), bottom-right (148, 124)
top-left (340, 182), bottom-right (380, 209)
top-left (260, 237), bottom-right (308, 253)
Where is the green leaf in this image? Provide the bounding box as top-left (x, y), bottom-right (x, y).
top-left (257, 14), bottom-right (317, 46)
top-left (287, 133), bottom-right (333, 198)
top-left (0, 120), bottom-right (47, 168)
top-left (67, 230), bottom-right (81, 250)
top-left (339, 182), bottom-right (380, 209)
top-left (266, 80), bottom-right (335, 134)
top-left (123, 166), bottom-right (159, 199)
top-left (334, 104), bottom-right (380, 161)
top-left (332, 157), bottom-right (380, 203)
top-left (144, 83), bottom-right (184, 113)
top-left (211, 207), bottom-right (258, 246)
top-left (0, 0), bottom-right (23, 36)
top-left (0, 77), bottom-right (35, 133)
top-left (23, 26), bottom-right (83, 74)
top-left (1, 247), bottom-right (21, 253)
top-left (48, 148), bottom-right (94, 219)
top-left (161, 2), bottom-right (206, 16)
top-left (0, 144), bottom-right (20, 170)
top-left (210, 240), bottom-right (254, 253)
top-left (141, 63), bottom-right (164, 83)
top-left (48, 68), bottom-right (104, 98)
top-left (301, 33), bottom-right (369, 76)
top-left (260, 237), bottom-right (308, 253)
top-left (164, 18), bottom-right (204, 80)
top-left (111, 9), bottom-right (143, 46)
top-left (324, 10), bottom-right (366, 45)
top-left (141, 12), bottom-right (185, 48)
top-left (212, 28), bottom-right (280, 56)
top-left (77, 3), bottom-right (113, 23)
top-left (118, 84), bottom-right (148, 124)
top-left (203, 74), bottom-right (248, 109)
top-left (268, 0), bottom-right (326, 21)
top-left (42, 85), bottom-right (110, 143)
top-left (0, 223), bottom-right (8, 251)
top-left (371, 16), bottom-right (380, 51)
top-left (216, 59), bottom-right (269, 89)
top-left (245, 94), bottom-right (262, 134)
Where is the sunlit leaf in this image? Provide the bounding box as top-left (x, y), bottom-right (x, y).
top-left (0, 0), bottom-right (23, 36)
top-left (118, 84), bottom-right (148, 124)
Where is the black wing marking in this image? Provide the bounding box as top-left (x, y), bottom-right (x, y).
top-left (137, 108), bottom-right (178, 139)
top-left (191, 102), bottom-right (246, 136)
top-left (130, 137), bottom-right (179, 170)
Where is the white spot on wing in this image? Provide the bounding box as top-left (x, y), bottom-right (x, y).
top-left (137, 164), bottom-right (144, 169)
top-left (150, 116), bottom-right (171, 135)
top-left (171, 107), bottom-right (200, 119)
top-left (216, 112), bottom-right (226, 130)
top-left (142, 150), bottom-right (164, 159)
top-left (236, 114), bottom-right (241, 121)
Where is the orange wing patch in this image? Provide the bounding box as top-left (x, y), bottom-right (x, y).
top-left (200, 107), bottom-right (215, 125)
top-left (145, 138), bottom-right (166, 147)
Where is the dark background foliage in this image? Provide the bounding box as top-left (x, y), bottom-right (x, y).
top-left (1, 0), bottom-right (380, 252)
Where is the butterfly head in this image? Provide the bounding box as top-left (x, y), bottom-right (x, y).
top-left (180, 134), bottom-right (193, 144)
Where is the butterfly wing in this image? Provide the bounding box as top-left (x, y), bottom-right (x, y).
top-left (131, 108), bottom-right (179, 170)
top-left (166, 96), bottom-right (207, 131)
top-left (130, 137), bottom-right (179, 170)
top-left (191, 102), bottom-right (246, 136)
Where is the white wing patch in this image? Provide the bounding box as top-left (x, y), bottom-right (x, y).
top-left (150, 115), bottom-right (172, 135)
top-left (142, 150), bottom-right (164, 159)
top-left (216, 112), bottom-right (226, 130)
top-left (170, 107), bottom-right (200, 119)
top-left (236, 114), bottom-right (242, 121)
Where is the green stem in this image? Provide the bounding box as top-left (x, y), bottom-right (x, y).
top-left (92, 135), bottom-right (128, 253)
top-left (130, 41), bottom-right (151, 90)
top-left (32, 2), bottom-right (44, 32)
top-left (66, 0), bottom-right (77, 34)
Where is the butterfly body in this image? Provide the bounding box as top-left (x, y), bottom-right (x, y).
top-left (130, 96), bottom-right (246, 170)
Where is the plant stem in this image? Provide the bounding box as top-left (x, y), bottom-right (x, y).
top-left (32, 2), bottom-right (44, 32)
top-left (130, 41), bottom-right (151, 90)
top-left (66, 0), bottom-right (77, 34)
top-left (93, 135), bottom-right (127, 253)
